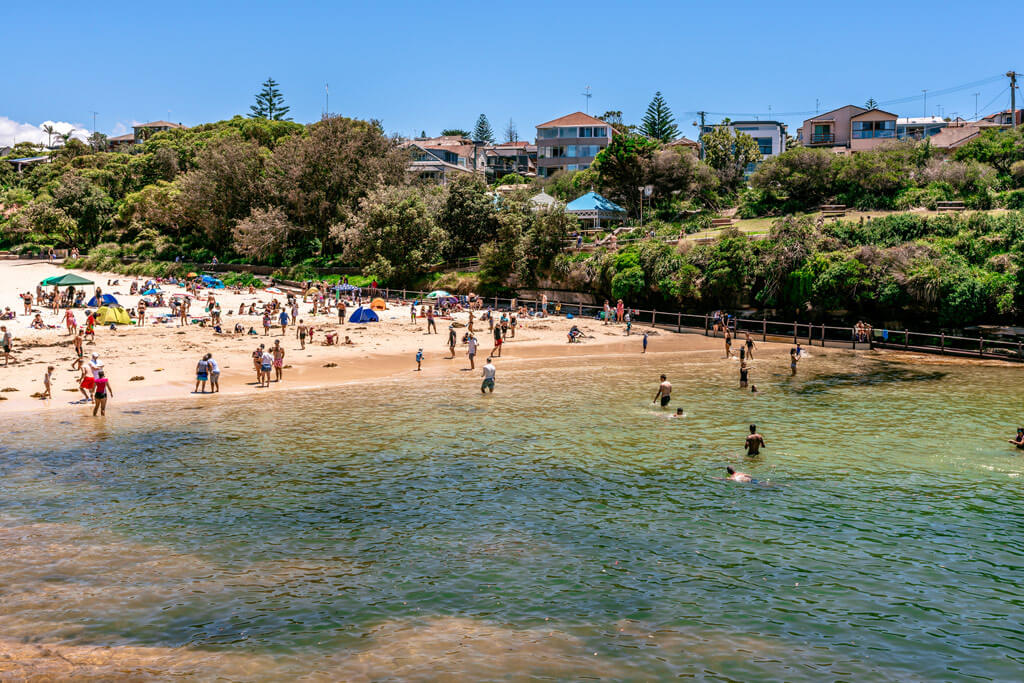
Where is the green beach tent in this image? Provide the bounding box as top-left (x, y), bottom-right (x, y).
top-left (40, 273), bottom-right (94, 287)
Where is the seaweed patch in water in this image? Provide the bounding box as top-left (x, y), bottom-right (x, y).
top-left (788, 366), bottom-right (948, 395)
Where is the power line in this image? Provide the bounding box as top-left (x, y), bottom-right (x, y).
top-left (680, 73), bottom-right (1006, 119)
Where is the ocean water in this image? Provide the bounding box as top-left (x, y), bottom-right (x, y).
top-left (2, 350), bottom-right (1023, 680)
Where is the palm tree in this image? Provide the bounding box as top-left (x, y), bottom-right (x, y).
top-left (60, 129), bottom-right (75, 145)
top-left (42, 124), bottom-right (56, 149)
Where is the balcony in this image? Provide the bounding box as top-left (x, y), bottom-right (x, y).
top-left (808, 133), bottom-right (835, 145)
top-left (851, 130), bottom-right (895, 139)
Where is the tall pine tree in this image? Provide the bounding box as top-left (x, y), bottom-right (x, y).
top-left (640, 92), bottom-right (679, 142)
top-left (249, 78), bottom-right (292, 120)
top-left (473, 114), bottom-right (495, 143)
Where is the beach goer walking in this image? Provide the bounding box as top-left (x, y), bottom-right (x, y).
top-left (509, 313), bottom-right (517, 338)
top-left (724, 330), bottom-right (732, 358)
top-left (297, 320), bottom-right (307, 349)
top-left (426, 307), bottom-right (437, 334)
top-left (84, 312), bottom-right (95, 342)
top-left (137, 300), bottom-right (146, 327)
top-left (410, 303), bottom-right (417, 324)
top-left (625, 311), bottom-right (632, 336)
top-left (208, 354), bottom-right (220, 393)
top-left (77, 365), bottom-right (92, 402)
top-left (92, 370), bottom-right (112, 416)
top-left (1, 326), bottom-right (11, 366)
top-left (71, 330), bottom-right (84, 370)
top-left (416, 348), bottom-right (423, 371)
top-left (273, 340), bottom-right (285, 381)
top-left (642, 332), bottom-right (648, 353)
top-left (492, 324), bottom-right (502, 357)
top-left (744, 332), bottom-right (755, 360)
top-left (278, 310), bottom-right (290, 336)
top-left (481, 357), bottom-right (496, 394)
top-left (42, 366), bottom-right (54, 399)
top-left (262, 312), bottom-right (272, 336)
top-left (337, 301), bottom-right (346, 325)
top-left (64, 309), bottom-right (76, 335)
top-left (195, 355), bottom-right (210, 393)
top-left (616, 299), bottom-right (624, 323)
top-left (21, 292), bottom-right (32, 315)
top-left (467, 333), bottom-right (478, 370)
top-left (653, 374), bottom-right (672, 408)
top-left (448, 325), bottom-right (457, 358)
top-left (745, 424), bottom-right (766, 455)
top-left (87, 352), bottom-right (104, 386)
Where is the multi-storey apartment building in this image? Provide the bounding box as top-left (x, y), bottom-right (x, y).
top-left (534, 112), bottom-right (613, 177)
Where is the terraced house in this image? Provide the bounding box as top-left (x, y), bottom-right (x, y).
top-left (534, 112), bottom-right (613, 177)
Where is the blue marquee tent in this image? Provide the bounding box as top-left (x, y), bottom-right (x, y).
top-left (86, 294), bottom-right (119, 307)
top-left (347, 307), bottom-right (379, 323)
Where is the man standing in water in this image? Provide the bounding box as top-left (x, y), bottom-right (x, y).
top-left (653, 374), bottom-right (672, 408)
top-left (745, 424), bottom-right (766, 455)
top-left (790, 347), bottom-right (799, 376)
top-left (481, 357), bottom-right (496, 394)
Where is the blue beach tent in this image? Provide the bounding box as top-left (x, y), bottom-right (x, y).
top-left (201, 274), bottom-right (225, 288)
top-left (347, 307), bottom-right (379, 323)
top-left (86, 293), bottom-right (119, 307)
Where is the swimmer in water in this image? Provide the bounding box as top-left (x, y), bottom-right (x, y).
top-left (739, 360), bottom-right (749, 388)
top-left (745, 424), bottom-right (766, 455)
top-left (726, 466), bottom-right (752, 483)
top-left (1009, 428), bottom-right (1024, 450)
top-left (669, 407), bottom-right (684, 418)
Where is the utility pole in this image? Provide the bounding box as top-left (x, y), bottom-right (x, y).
top-left (1008, 71), bottom-right (1018, 129)
top-left (324, 82), bottom-right (329, 119)
top-left (973, 92), bottom-right (980, 121)
top-left (90, 111), bottom-right (98, 149)
top-left (582, 85), bottom-right (592, 114)
top-left (815, 98), bottom-right (819, 114)
top-left (922, 89), bottom-right (927, 117)
top-left (694, 110), bottom-right (707, 160)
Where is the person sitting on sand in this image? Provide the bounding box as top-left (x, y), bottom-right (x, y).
top-left (568, 325), bottom-right (583, 343)
top-left (343, 335), bottom-right (353, 345)
top-left (30, 313), bottom-right (45, 329)
top-left (726, 466), bottom-right (752, 483)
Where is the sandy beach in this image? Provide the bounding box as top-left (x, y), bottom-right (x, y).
top-left (0, 259), bottom-right (771, 415)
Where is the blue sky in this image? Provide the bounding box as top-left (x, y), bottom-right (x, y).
top-left (3, 0), bottom-right (1022, 145)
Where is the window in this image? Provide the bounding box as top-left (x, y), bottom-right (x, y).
top-left (579, 127), bottom-right (593, 138)
top-left (566, 145), bottom-right (576, 158)
top-left (593, 126), bottom-right (606, 137)
top-left (558, 127), bottom-right (577, 138)
top-left (575, 145), bottom-right (600, 158)
top-left (754, 137), bottom-right (773, 155)
top-left (567, 164), bottom-right (578, 171)
top-left (538, 128), bottom-right (558, 139)
top-left (852, 120), bottom-right (896, 139)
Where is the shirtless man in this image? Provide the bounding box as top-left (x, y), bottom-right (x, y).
top-left (653, 374), bottom-right (672, 408)
top-left (790, 348), bottom-right (799, 376)
top-left (726, 466), bottom-right (752, 483)
top-left (745, 424), bottom-right (766, 456)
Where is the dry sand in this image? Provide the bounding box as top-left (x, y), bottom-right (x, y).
top-left (0, 259), bottom-right (917, 415)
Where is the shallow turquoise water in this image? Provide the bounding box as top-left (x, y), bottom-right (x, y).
top-left (2, 351), bottom-right (1024, 679)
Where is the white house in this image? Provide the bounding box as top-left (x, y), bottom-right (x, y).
top-left (700, 120), bottom-right (787, 174)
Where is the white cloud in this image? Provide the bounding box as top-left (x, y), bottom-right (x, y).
top-left (0, 117), bottom-right (90, 147)
top-left (111, 121), bottom-right (130, 136)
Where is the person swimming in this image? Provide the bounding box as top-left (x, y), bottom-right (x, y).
top-left (726, 466), bottom-right (752, 483)
top-left (1009, 428), bottom-right (1024, 450)
top-left (669, 407), bottom-right (685, 418)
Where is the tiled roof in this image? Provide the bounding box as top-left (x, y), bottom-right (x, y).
top-left (536, 111), bottom-right (609, 128)
top-left (666, 136), bottom-right (699, 147)
top-left (134, 121), bottom-right (185, 129)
